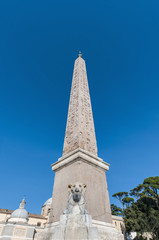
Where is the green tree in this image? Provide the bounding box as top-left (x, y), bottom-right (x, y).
top-left (111, 204), bottom-right (123, 216)
top-left (112, 176), bottom-right (159, 239)
top-left (112, 192), bottom-right (128, 208)
top-left (143, 176), bottom-right (159, 209)
top-left (130, 184), bottom-right (143, 199)
top-left (122, 197), bottom-right (134, 208)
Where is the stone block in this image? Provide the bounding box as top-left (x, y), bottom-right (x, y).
top-left (1, 224), bottom-right (14, 236)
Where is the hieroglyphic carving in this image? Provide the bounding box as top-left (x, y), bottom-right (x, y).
top-left (63, 56), bottom-right (97, 156)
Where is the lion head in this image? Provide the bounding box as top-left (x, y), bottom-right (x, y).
top-left (68, 182), bottom-right (86, 203)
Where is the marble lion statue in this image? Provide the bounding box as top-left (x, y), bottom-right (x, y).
top-left (63, 182), bottom-right (88, 215)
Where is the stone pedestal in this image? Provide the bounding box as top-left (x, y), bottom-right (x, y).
top-left (49, 149), bottom-right (112, 224)
top-left (92, 220), bottom-right (124, 240)
top-left (38, 213), bottom-right (98, 240)
top-left (53, 214), bottom-right (98, 240)
top-left (38, 219), bottom-right (124, 240)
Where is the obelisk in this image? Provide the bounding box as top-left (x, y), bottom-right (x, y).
top-left (49, 53), bottom-right (112, 225)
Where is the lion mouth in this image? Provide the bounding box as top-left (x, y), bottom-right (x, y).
top-left (73, 193), bottom-right (81, 203)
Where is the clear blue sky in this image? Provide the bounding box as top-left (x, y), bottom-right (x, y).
top-left (0, 0), bottom-right (159, 213)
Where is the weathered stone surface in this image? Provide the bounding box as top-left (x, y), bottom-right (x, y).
top-left (13, 227), bottom-right (26, 237)
top-left (1, 224), bottom-right (14, 236)
top-left (0, 223), bottom-right (35, 240)
top-left (45, 55), bottom-right (124, 240)
top-left (53, 226), bottom-right (98, 240)
top-left (49, 155), bottom-right (112, 224)
top-left (92, 220), bottom-right (124, 240)
top-left (55, 148), bottom-right (109, 171)
top-left (52, 213), bottom-right (98, 240)
top-left (26, 227), bottom-right (35, 238)
top-left (39, 183), bottom-right (99, 240)
top-left (63, 56), bottom-right (97, 156)
top-left (38, 220), bottom-right (124, 240)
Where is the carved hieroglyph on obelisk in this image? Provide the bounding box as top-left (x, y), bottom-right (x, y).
top-left (63, 54), bottom-right (97, 156)
top-left (49, 53), bottom-right (112, 225)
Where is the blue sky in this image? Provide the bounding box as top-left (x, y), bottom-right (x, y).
top-left (0, 0), bottom-right (159, 213)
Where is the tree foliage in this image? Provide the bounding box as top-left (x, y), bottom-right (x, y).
top-left (112, 176), bottom-right (159, 239)
top-left (111, 204), bottom-right (123, 216)
top-left (112, 192), bottom-right (128, 208)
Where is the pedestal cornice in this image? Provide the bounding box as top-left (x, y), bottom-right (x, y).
top-left (51, 148), bottom-right (109, 172)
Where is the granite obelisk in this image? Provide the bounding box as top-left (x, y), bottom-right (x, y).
top-left (49, 53), bottom-right (112, 225)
